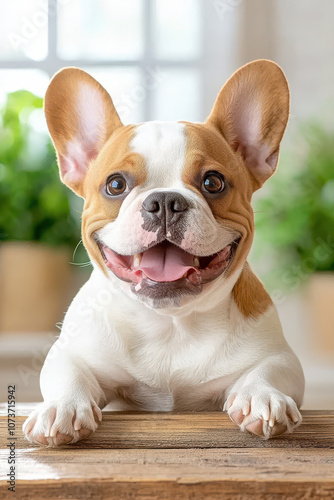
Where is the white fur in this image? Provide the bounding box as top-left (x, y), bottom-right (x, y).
top-left (131, 121), bottom-right (187, 189)
top-left (23, 121), bottom-right (305, 446)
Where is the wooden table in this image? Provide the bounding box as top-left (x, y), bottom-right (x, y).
top-left (0, 406), bottom-right (333, 499)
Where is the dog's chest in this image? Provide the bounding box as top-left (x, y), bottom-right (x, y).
top-left (116, 312), bottom-right (231, 392)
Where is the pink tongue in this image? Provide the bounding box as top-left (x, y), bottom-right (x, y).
top-left (139, 244), bottom-right (195, 282)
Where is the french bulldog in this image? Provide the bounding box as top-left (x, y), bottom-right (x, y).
top-left (23, 59), bottom-right (305, 446)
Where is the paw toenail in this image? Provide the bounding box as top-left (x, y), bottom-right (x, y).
top-left (230, 410), bottom-right (244, 425)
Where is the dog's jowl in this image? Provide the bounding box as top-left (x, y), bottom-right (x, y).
top-left (23, 60), bottom-right (305, 446)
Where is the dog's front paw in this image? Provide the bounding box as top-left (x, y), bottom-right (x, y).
top-left (22, 400), bottom-right (102, 446)
top-left (224, 385), bottom-right (302, 439)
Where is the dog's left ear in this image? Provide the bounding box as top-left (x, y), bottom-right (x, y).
top-left (206, 59), bottom-right (290, 190)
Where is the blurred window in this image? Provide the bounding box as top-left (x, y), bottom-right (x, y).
top-left (58, 0), bottom-right (145, 61)
top-left (0, 0), bottom-right (48, 61)
top-left (153, 0), bottom-right (202, 60)
top-left (1, 0), bottom-right (203, 123)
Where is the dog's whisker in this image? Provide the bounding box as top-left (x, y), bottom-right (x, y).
top-left (72, 240), bottom-right (83, 262)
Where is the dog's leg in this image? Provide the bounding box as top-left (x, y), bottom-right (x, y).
top-left (23, 346), bottom-right (105, 446)
top-left (224, 351), bottom-right (305, 438)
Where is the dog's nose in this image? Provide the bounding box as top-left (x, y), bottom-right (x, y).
top-left (142, 191), bottom-right (189, 225)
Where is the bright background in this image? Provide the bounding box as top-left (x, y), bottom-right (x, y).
top-left (0, 0), bottom-right (333, 408)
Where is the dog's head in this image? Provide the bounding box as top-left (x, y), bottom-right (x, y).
top-left (44, 60), bottom-right (289, 309)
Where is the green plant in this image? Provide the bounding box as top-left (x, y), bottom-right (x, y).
top-left (0, 90), bottom-right (82, 249)
top-left (254, 124), bottom-right (334, 288)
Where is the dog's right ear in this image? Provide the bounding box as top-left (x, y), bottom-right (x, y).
top-left (206, 60), bottom-right (289, 190)
top-left (44, 67), bottom-right (123, 197)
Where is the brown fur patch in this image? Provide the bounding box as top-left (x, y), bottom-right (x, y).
top-left (182, 123), bottom-right (272, 318)
top-left (232, 262), bottom-right (272, 318)
top-left (183, 122), bottom-right (254, 280)
top-left (82, 125), bottom-right (147, 272)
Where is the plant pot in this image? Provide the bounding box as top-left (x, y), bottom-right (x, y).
top-left (0, 241), bottom-right (72, 332)
top-left (306, 272), bottom-right (334, 356)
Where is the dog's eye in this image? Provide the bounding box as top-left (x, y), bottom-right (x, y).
top-left (202, 171), bottom-right (225, 194)
top-left (106, 175), bottom-right (127, 196)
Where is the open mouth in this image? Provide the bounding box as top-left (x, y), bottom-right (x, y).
top-left (97, 239), bottom-right (240, 290)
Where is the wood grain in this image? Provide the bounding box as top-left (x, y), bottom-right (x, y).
top-left (1, 448), bottom-right (334, 499)
top-left (0, 408), bottom-right (333, 450)
top-left (0, 407), bottom-right (333, 499)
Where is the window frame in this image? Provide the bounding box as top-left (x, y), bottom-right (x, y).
top-left (0, 0), bottom-right (209, 122)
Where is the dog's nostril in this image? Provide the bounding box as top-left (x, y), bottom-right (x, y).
top-left (170, 198), bottom-right (188, 213)
top-left (149, 201), bottom-right (160, 213)
top-left (142, 199), bottom-right (160, 213)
